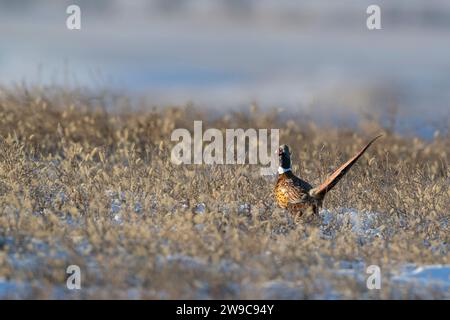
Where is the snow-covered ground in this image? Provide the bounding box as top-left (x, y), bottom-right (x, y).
top-left (1, 205), bottom-right (448, 299)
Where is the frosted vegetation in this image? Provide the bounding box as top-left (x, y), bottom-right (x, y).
top-left (0, 87), bottom-right (448, 299)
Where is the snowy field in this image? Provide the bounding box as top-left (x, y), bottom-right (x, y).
top-left (0, 1), bottom-right (449, 299)
top-left (1, 207), bottom-right (448, 299)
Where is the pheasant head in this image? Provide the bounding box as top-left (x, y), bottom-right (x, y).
top-left (278, 144), bottom-right (292, 174)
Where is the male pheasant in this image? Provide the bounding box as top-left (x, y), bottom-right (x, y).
top-left (274, 135), bottom-right (382, 221)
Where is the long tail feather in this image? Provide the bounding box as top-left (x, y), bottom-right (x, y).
top-left (310, 134), bottom-right (382, 198)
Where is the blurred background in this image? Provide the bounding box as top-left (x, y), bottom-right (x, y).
top-left (0, 0), bottom-right (449, 138)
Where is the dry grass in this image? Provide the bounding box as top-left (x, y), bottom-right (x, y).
top-left (0, 85), bottom-right (448, 299)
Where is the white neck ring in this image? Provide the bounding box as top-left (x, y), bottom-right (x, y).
top-left (278, 167), bottom-right (291, 174)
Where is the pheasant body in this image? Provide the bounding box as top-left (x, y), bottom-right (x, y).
top-left (274, 135), bottom-right (382, 221)
top-left (275, 171), bottom-right (320, 220)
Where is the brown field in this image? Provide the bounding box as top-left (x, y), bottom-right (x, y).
top-left (0, 86), bottom-right (449, 299)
